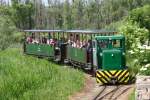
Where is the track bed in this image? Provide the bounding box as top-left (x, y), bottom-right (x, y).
top-left (70, 74), bottom-right (135, 100)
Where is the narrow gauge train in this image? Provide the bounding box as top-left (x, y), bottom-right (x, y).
top-left (23, 30), bottom-right (129, 84)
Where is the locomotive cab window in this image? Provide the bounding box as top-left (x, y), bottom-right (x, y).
top-left (112, 39), bottom-right (121, 48)
top-left (97, 39), bottom-right (123, 49)
top-left (98, 40), bottom-right (109, 49)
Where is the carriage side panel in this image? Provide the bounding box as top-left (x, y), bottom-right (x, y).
top-left (25, 43), bottom-right (54, 57)
top-left (67, 46), bottom-right (87, 64)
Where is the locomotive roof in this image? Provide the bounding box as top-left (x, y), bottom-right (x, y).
top-left (95, 35), bottom-right (125, 40)
top-left (24, 30), bottom-right (64, 32)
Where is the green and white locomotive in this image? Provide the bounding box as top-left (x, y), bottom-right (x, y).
top-left (23, 30), bottom-right (129, 84)
top-left (94, 35), bottom-right (129, 84)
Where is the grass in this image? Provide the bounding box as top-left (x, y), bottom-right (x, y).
top-left (0, 48), bottom-right (84, 100)
top-left (129, 89), bottom-right (135, 100)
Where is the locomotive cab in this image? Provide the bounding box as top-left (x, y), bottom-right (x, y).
top-left (95, 35), bottom-right (129, 84)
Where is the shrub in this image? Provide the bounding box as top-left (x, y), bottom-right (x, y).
top-left (0, 16), bottom-right (17, 50)
top-left (119, 21), bottom-right (149, 50)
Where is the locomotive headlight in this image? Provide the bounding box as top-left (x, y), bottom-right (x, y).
top-left (100, 53), bottom-right (103, 56)
top-left (122, 52), bottom-right (125, 55)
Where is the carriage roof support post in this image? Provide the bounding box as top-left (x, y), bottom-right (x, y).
top-left (53, 32), bottom-right (55, 38)
top-left (67, 32), bottom-right (69, 40)
top-left (82, 34), bottom-right (83, 42)
top-left (23, 32), bottom-right (27, 53)
top-left (58, 32), bottom-right (60, 40)
top-left (90, 34), bottom-right (94, 72)
top-left (39, 32), bottom-right (40, 44)
top-left (85, 34), bottom-right (87, 41)
top-left (48, 32), bottom-right (50, 39)
top-left (63, 32), bottom-right (64, 38)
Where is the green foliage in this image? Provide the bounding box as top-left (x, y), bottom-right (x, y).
top-left (126, 53), bottom-right (141, 77)
top-left (0, 48), bottom-right (84, 100)
top-left (130, 5), bottom-right (150, 31)
top-left (0, 16), bottom-right (16, 50)
top-left (71, 0), bottom-right (84, 29)
top-left (63, 0), bottom-right (73, 29)
top-left (130, 5), bottom-right (150, 44)
top-left (12, 1), bottom-right (34, 29)
top-left (0, 6), bottom-right (12, 16)
top-left (119, 21), bottom-right (149, 50)
top-left (138, 50), bottom-right (150, 75)
top-left (105, 5), bottom-right (150, 76)
top-left (6, 0), bottom-right (150, 29)
top-left (105, 19), bottom-right (125, 30)
top-left (13, 32), bottom-right (23, 43)
top-left (140, 67), bottom-right (150, 76)
top-left (138, 50), bottom-right (150, 64)
top-left (118, 20), bottom-right (149, 76)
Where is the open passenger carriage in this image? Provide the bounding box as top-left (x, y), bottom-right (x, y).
top-left (24, 30), bottom-right (117, 69)
top-left (64, 30), bottom-right (117, 70)
top-left (23, 30), bottom-right (64, 61)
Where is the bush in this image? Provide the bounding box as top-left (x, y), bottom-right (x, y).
top-left (119, 21), bottom-right (149, 50)
top-left (126, 52), bottom-right (141, 77)
top-left (117, 17), bottom-right (149, 76)
top-left (0, 16), bottom-right (16, 50)
top-left (140, 67), bottom-right (150, 76)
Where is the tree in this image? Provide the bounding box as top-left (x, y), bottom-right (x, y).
top-left (63, 0), bottom-right (72, 29)
top-left (11, 0), bottom-right (34, 29)
top-left (130, 5), bottom-right (150, 45)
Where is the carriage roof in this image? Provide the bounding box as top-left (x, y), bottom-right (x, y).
top-left (24, 29), bottom-right (117, 34)
top-left (65, 30), bottom-right (117, 34)
top-left (24, 30), bottom-right (64, 33)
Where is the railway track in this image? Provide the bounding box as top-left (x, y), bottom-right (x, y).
top-left (93, 85), bottom-right (132, 100)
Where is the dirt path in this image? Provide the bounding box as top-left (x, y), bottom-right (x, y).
top-left (69, 74), bottom-right (135, 100)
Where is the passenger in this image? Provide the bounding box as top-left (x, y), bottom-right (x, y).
top-left (42, 37), bottom-right (47, 44)
top-left (87, 40), bottom-right (92, 62)
top-left (81, 40), bottom-right (88, 48)
top-left (68, 39), bottom-right (72, 45)
top-left (80, 41), bottom-right (83, 48)
top-left (68, 34), bottom-right (74, 45)
top-left (70, 34), bottom-right (74, 41)
top-left (32, 39), bottom-right (39, 44)
top-left (32, 33), bottom-right (35, 39)
top-left (76, 34), bottom-right (80, 40)
top-left (57, 37), bottom-right (63, 47)
top-left (50, 39), bottom-right (54, 45)
top-left (76, 40), bottom-right (80, 48)
top-left (72, 41), bottom-right (76, 47)
top-left (75, 34), bottom-right (80, 48)
top-left (47, 39), bottom-right (51, 44)
top-left (87, 40), bottom-right (92, 53)
top-left (68, 39), bottom-right (74, 45)
top-left (26, 36), bottom-right (32, 43)
top-left (50, 38), bottom-right (57, 46)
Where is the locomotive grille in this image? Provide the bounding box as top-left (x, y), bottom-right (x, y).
top-left (96, 69), bottom-right (129, 84)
